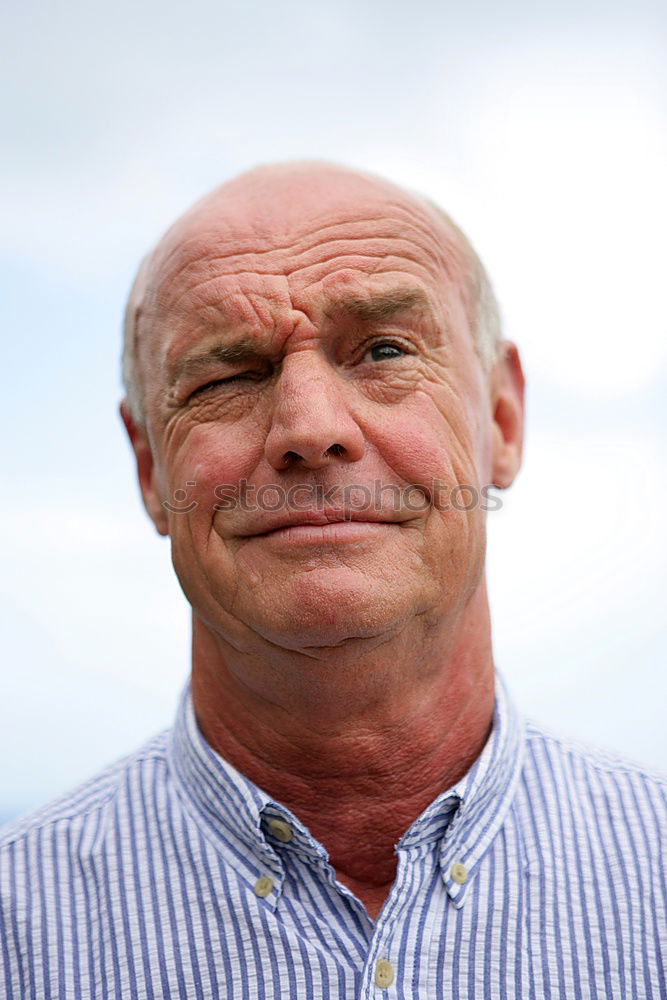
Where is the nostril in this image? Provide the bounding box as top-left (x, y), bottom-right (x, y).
top-left (281, 444), bottom-right (345, 467)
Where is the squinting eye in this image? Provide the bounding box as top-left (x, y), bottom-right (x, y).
top-left (190, 372), bottom-right (264, 398)
top-left (191, 377), bottom-right (233, 398)
top-left (367, 342), bottom-right (405, 362)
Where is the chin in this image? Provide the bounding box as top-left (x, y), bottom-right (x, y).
top-left (244, 569), bottom-right (418, 650)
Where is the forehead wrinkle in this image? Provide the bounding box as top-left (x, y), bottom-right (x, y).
top-left (151, 201), bottom-right (452, 291)
top-left (158, 197), bottom-right (445, 264)
top-left (148, 268), bottom-right (288, 341)
top-left (164, 235), bottom-right (437, 290)
top-left (283, 244), bottom-right (430, 278)
top-left (151, 248), bottom-right (433, 335)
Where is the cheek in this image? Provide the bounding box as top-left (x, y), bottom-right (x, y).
top-left (366, 396), bottom-right (482, 496)
top-left (163, 423), bottom-right (265, 516)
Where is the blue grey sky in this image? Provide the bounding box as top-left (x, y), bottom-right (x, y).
top-left (2, 0), bottom-right (666, 821)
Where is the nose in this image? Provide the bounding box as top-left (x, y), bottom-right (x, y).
top-left (264, 355), bottom-right (365, 471)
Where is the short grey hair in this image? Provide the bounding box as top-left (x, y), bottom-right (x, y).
top-left (121, 255), bottom-right (150, 427)
top-left (120, 195), bottom-right (502, 427)
top-left (424, 199), bottom-right (502, 372)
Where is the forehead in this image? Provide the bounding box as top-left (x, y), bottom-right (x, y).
top-left (136, 171), bottom-right (471, 359)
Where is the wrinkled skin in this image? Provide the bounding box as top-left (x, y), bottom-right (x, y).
top-left (121, 163), bottom-right (525, 919)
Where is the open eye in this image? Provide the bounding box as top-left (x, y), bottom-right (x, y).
top-left (365, 342), bottom-right (406, 362)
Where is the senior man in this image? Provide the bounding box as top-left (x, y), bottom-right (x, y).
top-left (1, 163), bottom-right (665, 999)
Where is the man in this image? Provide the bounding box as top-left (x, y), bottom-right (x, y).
top-left (1, 162), bottom-right (665, 999)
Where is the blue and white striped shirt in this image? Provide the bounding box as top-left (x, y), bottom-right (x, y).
top-left (1, 676), bottom-right (666, 998)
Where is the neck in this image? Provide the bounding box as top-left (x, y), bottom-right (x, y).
top-left (191, 580), bottom-right (496, 904)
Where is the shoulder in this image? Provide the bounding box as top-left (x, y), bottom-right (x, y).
top-left (518, 717), bottom-right (667, 849)
top-left (523, 717), bottom-right (667, 788)
top-left (0, 728), bottom-right (171, 853)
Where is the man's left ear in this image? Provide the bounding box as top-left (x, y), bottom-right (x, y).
top-left (489, 341), bottom-right (525, 489)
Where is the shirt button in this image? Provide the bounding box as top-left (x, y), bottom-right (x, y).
top-left (267, 818), bottom-right (293, 843)
top-left (253, 875), bottom-right (274, 898)
top-left (374, 958), bottom-right (395, 988)
top-left (450, 861), bottom-right (468, 884)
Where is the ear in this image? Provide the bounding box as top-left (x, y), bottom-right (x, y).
top-left (489, 342), bottom-right (525, 489)
top-left (119, 401), bottom-right (169, 536)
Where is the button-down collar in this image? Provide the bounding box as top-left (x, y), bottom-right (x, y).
top-left (167, 672), bottom-right (524, 910)
top-left (167, 691), bottom-right (328, 909)
top-left (436, 673), bottom-right (525, 906)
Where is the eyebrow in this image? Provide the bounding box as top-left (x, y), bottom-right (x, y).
top-left (330, 288), bottom-right (431, 322)
top-left (171, 339), bottom-right (260, 383)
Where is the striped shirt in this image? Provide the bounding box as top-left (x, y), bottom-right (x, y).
top-left (1, 675), bottom-right (665, 999)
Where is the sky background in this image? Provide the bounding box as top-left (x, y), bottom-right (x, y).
top-left (2, 0), bottom-right (666, 823)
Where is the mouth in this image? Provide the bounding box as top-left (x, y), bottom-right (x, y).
top-left (242, 508), bottom-right (401, 541)
top-left (261, 520), bottom-right (394, 542)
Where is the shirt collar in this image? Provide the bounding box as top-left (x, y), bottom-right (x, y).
top-left (168, 686), bottom-right (329, 909)
top-left (167, 671), bottom-right (524, 910)
top-left (435, 671), bottom-right (525, 907)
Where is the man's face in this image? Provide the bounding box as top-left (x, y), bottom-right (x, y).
top-left (127, 168), bottom-right (521, 651)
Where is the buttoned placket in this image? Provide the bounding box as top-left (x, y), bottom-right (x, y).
top-left (246, 837), bottom-right (286, 912)
top-left (257, 804), bottom-right (442, 994)
top-left (359, 840), bottom-right (443, 998)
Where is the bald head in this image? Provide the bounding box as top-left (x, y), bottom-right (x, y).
top-left (122, 162), bottom-right (501, 426)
